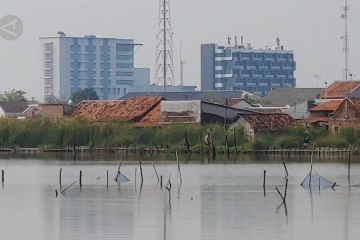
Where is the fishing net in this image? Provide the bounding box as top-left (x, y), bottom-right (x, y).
top-left (115, 172), bottom-right (130, 183)
top-left (300, 169), bottom-right (335, 187)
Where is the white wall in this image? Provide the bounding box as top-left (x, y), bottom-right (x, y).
top-left (161, 100), bottom-right (202, 123)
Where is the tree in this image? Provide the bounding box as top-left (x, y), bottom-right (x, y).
top-left (70, 88), bottom-right (99, 105)
top-left (45, 94), bottom-right (62, 103)
top-left (1, 89), bottom-right (27, 101)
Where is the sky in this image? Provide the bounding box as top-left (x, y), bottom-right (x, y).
top-left (0, 0), bottom-right (359, 100)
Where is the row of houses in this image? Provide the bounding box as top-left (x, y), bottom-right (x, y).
top-left (2, 81), bottom-right (360, 139)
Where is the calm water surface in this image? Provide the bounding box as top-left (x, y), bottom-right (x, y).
top-left (0, 155), bottom-right (360, 240)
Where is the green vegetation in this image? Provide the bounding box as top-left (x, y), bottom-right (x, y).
top-left (1, 89), bottom-right (27, 102)
top-left (0, 118), bottom-right (357, 151)
top-left (70, 88), bottom-right (99, 105)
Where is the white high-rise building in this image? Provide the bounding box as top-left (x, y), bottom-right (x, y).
top-left (39, 33), bottom-right (150, 102)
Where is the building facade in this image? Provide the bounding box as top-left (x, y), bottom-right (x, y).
top-left (39, 34), bottom-right (150, 101)
top-left (201, 42), bottom-right (296, 96)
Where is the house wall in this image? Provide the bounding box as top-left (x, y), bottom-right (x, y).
top-left (329, 99), bottom-right (360, 132)
top-left (283, 101), bottom-right (310, 119)
top-left (231, 118), bottom-right (254, 140)
top-left (42, 105), bottom-right (64, 118)
top-left (161, 101), bottom-right (202, 124)
top-left (308, 111), bottom-right (329, 118)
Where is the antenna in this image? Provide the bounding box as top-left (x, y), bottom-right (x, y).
top-left (227, 36), bottom-right (231, 47)
top-left (276, 37), bottom-right (280, 50)
top-left (180, 39), bottom-right (185, 86)
top-left (341, 0), bottom-right (350, 80)
top-left (235, 36), bottom-right (238, 47)
top-left (155, 0), bottom-right (175, 91)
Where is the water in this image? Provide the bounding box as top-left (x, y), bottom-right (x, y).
top-left (0, 156), bottom-right (360, 240)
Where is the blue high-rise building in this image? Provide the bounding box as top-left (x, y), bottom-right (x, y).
top-left (39, 33), bottom-right (150, 101)
top-left (201, 41), bottom-right (296, 96)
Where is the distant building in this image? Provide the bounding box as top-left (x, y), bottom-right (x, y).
top-left (39, 33), bottom-right (150, 101)
top-left (201, 39), bottom-right (296, 96)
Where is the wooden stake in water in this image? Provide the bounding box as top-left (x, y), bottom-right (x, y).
top-left (160, 175), bottom-right (163, 188)
top-left (139, 160), bottom-right (144, 184)
top-left (107, 170), bottom-right (108, 188)
top-left (114, 154), bottom-right (123, 181)
top-left (59, 168), bottom-right (62, 185)
top-left (1, 170), bottom-right (4, 183)
top-left (283, 162), bottom-right (289, 177)
top-left (61, 181), bottom-right (77, 194)
top-left (79, 170), bottom-right (82, 187)
top-left (348, 149), bottom-right (351, 182)
top-left (151, 161), bottom-right (159, 182)
top-left (176, 151), bottom-right (182, 183)
top-left (135, 168), bottom-right (137, 185)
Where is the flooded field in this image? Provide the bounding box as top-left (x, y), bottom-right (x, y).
top-left (0, 154), bottom-right (360, 240)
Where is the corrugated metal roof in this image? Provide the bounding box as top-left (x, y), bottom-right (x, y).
top-left (320, 81), bottom-right (360, 99)
top-left (261, 88), bottom-right (324, 107)
top-left (240, 113), bottom-right (296, 132)
top-left (119, 90), bottom-right (244, 104)
top-left (71, 97), bottom-right (163, 122)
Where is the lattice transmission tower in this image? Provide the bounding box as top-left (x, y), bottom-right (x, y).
top-left (341, 0), bottom-right (350, 80)
top-left (155, 0), bottom-right (175, 91)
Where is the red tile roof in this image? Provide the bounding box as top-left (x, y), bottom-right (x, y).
top-left (320, 81), bottom-right (360, 99)
top-left (309, 100), bottom-right (343, 112)
top-left (133, 103), bottom-right (162, 127)
top-left (71, 97), bottom-right (163, 122)
top-left (240, 113), bottom-right (296, 132)
top-left (303, 117), bottom-right (329, 124)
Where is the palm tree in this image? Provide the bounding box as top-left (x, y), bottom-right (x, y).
top-left (1, 89), bottom-right (27, 102)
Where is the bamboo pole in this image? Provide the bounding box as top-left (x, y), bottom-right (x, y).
top-left (151, 161), bottom-right (159, 182)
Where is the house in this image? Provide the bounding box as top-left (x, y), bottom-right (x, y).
top-left (71, 97), bottom-right (163, 124)
top-left (261, 88), bottom-right (324, 107)
top-left (316, 81), bottom-right (360, 103)
top-left (227, 98), bottom-right (253, 109)
top-left (282, 101), bottom-right (317, 122)
top-left (160, 100), bottom-right (257, 126)
top-left (41, 103), bottom-right (75, 118)
top-left (233, 113), bottom-right (296, 140)
top-left (305, 100), bottom-right (343, 127)
top-left (0, 102), bottom-right (29, 118)
top-left (305, 97), bottom-right (360, 132)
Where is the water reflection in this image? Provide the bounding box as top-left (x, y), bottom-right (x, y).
top-left (0, 159), bottom-right (359, 239)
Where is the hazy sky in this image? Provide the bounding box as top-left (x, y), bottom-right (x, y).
top-left (0, 0), bottom-right (359, 100)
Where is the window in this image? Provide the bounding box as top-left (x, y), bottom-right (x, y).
top-left (116, 71), bottom-right (133, 76)
top-left (116, 55), bottom-right (133, 61)
top-left (44, 62), bottom-right (52, 68)
top-left (113, 88), bottom-right (116, 94)
top-left (116, 44), bottom-right (134, 51)
top-left (44, 70), bottom-right (52, 77)
top-left (123, 88), bottom-right (127, 94)
top-left (334, 127), bottom-right (339, 132)
top-left (116, 63), bottom-right (133, 68)
top-left (44, 43), bottom-right (52, 51)
top-left (117, 88), bottom-right (120, 94)
top-left (44, 53), bottom-right (52, 60)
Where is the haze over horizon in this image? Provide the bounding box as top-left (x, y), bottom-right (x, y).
top-left (0, 0), bottom-right (359, 100)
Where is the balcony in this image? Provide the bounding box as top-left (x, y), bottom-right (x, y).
top-left (259, 66), bottom-right (268, 70)
top-left (246, 66), bottom-right (256, 70)
top-left (247, 83), bottom-right (256, 86)
top-left (253, 74), bottom-right (262, 78)
top-left (259, 83), bottom-right (269, 87)
top-left (215, 66), bottom-right (223, 70)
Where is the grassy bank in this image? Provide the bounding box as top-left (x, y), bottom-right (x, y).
top-left (0, 118), bottom-right (359, 151)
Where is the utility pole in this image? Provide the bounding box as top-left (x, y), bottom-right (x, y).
top-left (341, 0), bottom-right (350, 80)
top-left (314, 75), bottom-right (321, 87)
top-left (155, 0), bottom-right (175, 91)
top-left (180, 39), bottom-right (185, 86)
